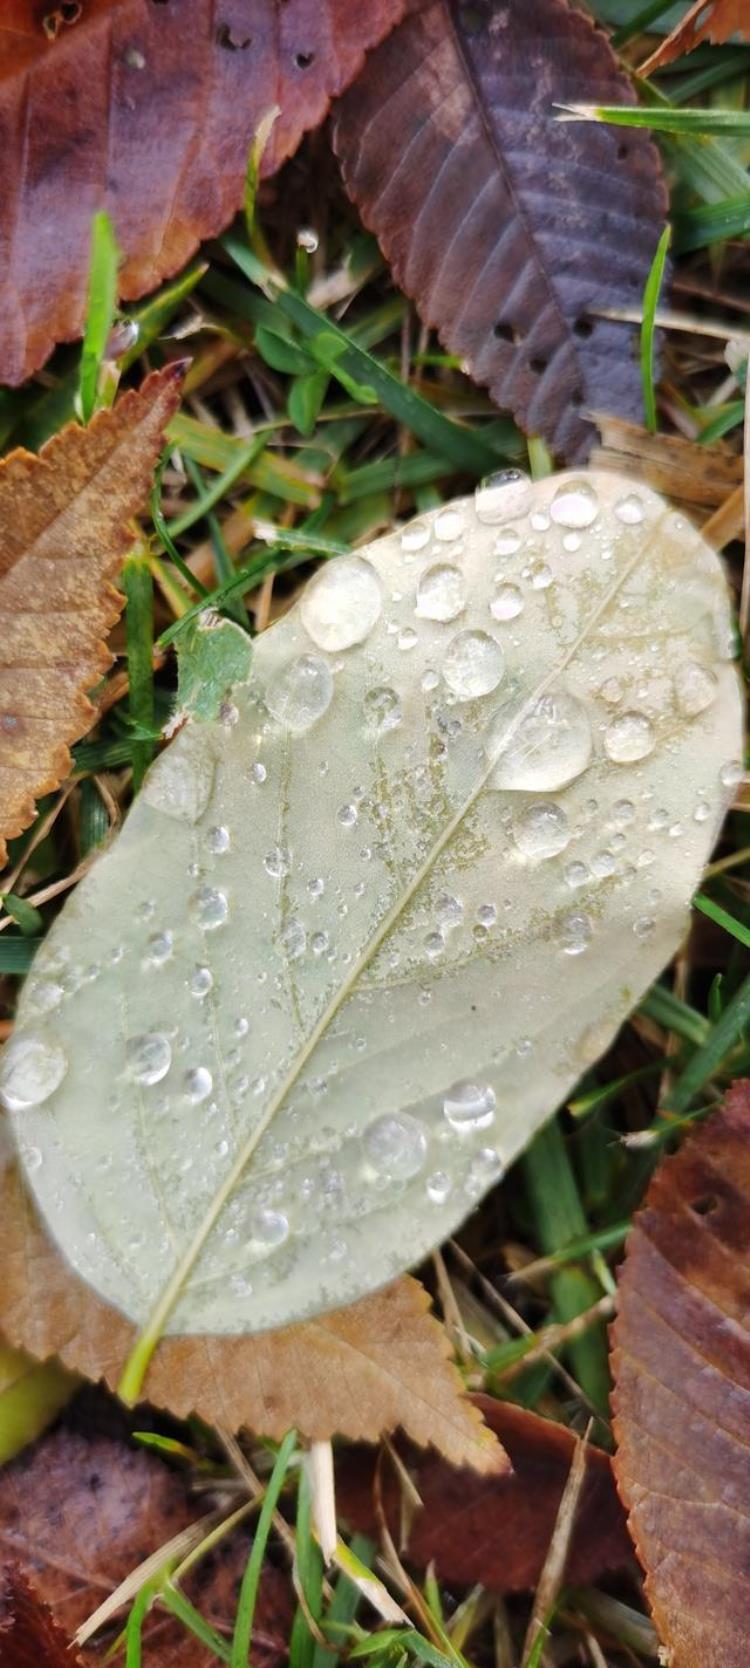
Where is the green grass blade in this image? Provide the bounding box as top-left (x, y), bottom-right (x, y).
top-left (674, 194), bottom-right (750, 253)
top-left (640, 982), bottom-right (710, 1047)
top-left (79, 211), bottom-right (119, 423)
top-left (641, 224), bottom-right (671, 432)
top-left (230, 1431), bottom-right (297, 1668)
top-left (161, 1586), bottom-right (232, 1663)
top-left (0, 937), bottom-right (41, 973)
top-left (668, 974), bottom-right (750, 1113)
top-left (290, 1464), bottom-right (324, 1668)
top-left (694, 893), bottom-right (750, 950)
top-left (560, 103), bottom-right (750, 136)
top-left (122, 555), bottom-right (156, 793)
top-left (168, 434), bottom-right (269, 538)
top-left (125, 1583), bottom-right (153, 1668)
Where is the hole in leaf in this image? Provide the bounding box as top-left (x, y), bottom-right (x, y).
top-left (530, 354), bottom-right (549, 375)
top-left (493, 321), bottom-right (517, 344)
top-left (574, 317), bottom-right (593, 339)
top-left (617, 142), bottom-right (630, 161)
top-left (216, 22), bottom-right (252, 49)
top-left (690, 1193), bottom-right (719, 1216)
top-left (295, 50), bottom-right (315, 69)
top-left (571, 388), bottom-right (584, 407)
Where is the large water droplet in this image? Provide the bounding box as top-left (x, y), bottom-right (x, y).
top-left (300, 557), bottom-right (381, 651)
top-left (489, 690), bottom-right (592, 790)
top-left (266, 653), bottom-right (334, 732)
top-left (514, 801), bottom-right (570, 860)
top-left (674, 661), bottom-right (718, 717)
top-left (193, 886), bottom-right (229, 929)
top-left (143, 731), bottom-right (215, 823)
top-left (364, 686), bottom-right (402, 734)
top-left (416, 563), bottom-right (466, 622)
top-left (443, 1080), bottom-right (496, 1133)
top-left (434, 508), bottom-right (464, 542)
top-left (125, 1032), bottom-right (172, 1086)
top-left (475, 470), bottom-right (532, 523)
top-left (603, 712), bottom-right (655, 763)
top-left (364, 1113), bottom-right (427, 1180)
top-left (443, 631), bottom-right (504, 700)
top-left (491, 583), bottom-right (524, 621)
top-left (0, 1033), bottom-right (68, 1111)
top-left (550, 480), bottom-right (599, 529)
top-left (250, 1207), bottom-right (289, 1250)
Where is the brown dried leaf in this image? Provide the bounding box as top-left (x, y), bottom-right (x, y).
top-left (0, 365), bottom-right (183, 868)
top-left (333, 0), bottom-right (667, 462)
top-left (338, 1394), bottom-right (632, 1592)
top-left (0, 1426), bottom-right (294, 1666)
top-left (640, 0), bottom-right (749, 76)
top-left (0, 1158), bottom-right (503, 1474)
top-left (591, 414), bottom-right (744, 512)
top-left (0, 0), bottom-right (405, 385)
top-left (611, 1082), bottom-right (750, 1668)
top-left (0, 1566), bottom-right (86, 1668)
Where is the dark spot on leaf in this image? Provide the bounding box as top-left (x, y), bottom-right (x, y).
top-left (574, 316), bottom-right (593, 339)
top-left (493, 320), bottom-right (519, 344)
top-left (216, 22), bottom-right (252, 50)
top-left (690, 1193), bottom-right (719, 1216)
top-left (295, 50), bottom-right (315, 69)
top-left (530, 354), bottom-right (548, 375)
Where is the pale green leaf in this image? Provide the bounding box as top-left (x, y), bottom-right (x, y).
top-left (1, 472), bottom-right (742, 1347)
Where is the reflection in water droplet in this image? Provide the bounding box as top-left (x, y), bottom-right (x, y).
top-left (604, 713), bottom-right (655, 763)
top-left (443, 1080), bottom-right (496, 1132)
top-left (184, 1065), bottom-right (213, 1103)
top-left (416, 563), bottom-right (467, 622)
top-left (550, 480), bottom-right (599, 529)
top-left (125, 1032), bottom-right (172, 1086)
top-left (443, 631), bottom-right (504, 700)
top-left (401, 519), bottom-right (431, 553)
top-left (364, 686), bottom-right (402, 734)
top-left (491, 583), bottom-right (524, 621)
top-left (615, 493), bottom-right (645, 525)
top-left (514, 801), bottom-right (570, 860)
top-left (475, 469), bottom-right (532, 522)
top-left (300, 557), bottom-right (381, 651)
top-left (558, 913), bottom-right (592, 956)
top-left (633, 915), bottom-right (655, 940)
top-left (489, 690), bottom-right (592, 791)
top-left (364, 1113), bottom-right (427, 1180)
top-left (266, 653), bottom-right (333, 732)
top-left (190, 965), bottom-right (213, 999)
top-left (0, 1034), bottom-right (68, 1111)
top-left (674, 661), bottom-right (718, 717)
top-left (193, 886), bottom-right (229, 929)
top-left (434, 508), bottom-right (464, 542)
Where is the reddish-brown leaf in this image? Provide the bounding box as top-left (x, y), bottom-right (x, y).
top-left (0, 1566), bottom-right (85, 1668)
top-left (0, 364), bottom-right (183, 868)
top-left (611, 1083), bottom-right (750, 1668)
top-left (640, 0), bottom-right (749, 75)
top-left (333, 0), bottom-right (667, 461)
top-left (338, 1394), bottom-right (632, 1592)
top-left (0, 0), bottom-right (405, 385)
top-left (0, 1426), bottom-right (294, 1666)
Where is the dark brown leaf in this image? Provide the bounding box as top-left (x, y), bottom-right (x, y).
top-left (611, 1083), bottom-right (750, 1668)
top-left (0, 1566), bottom-right (85, 1668)
top-left (0, 0), bottom-right (406, 385)
top-left (640, 0), bottom-right (749, 76)
top-left (338, 1394), bottom-right (632, 1592)
top-left (333, 0), bottom-right (667, 461)
top-left (0, 1425), bottom-right (294, 1666)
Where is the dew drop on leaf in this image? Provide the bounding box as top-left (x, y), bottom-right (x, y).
top-left (0, 1034), bottom-right (67, 1111)
top-left (475, 469), bottom-right (532, 523)
top-left (125, 1033), bottom-right (172, 1087)
top-left (550, 479), bottom-right (599, 529)
top-left (363, 686), bottom-right (402, 734)
top-left (443, 1080), bottom-right (496, 1133)
top-left (142, 732), bottom-right (215, 823)
top-left (489, 690), bottom-right (592, 790)
top-left (558, 913), bottom-right (593, 956)
top-left (265, 653), bottom-right (334, 731)
top-left (443, 630), bottom-right (504, 699)
top-left (603, 713), bottom-right (655, 763)
top-left (184, 1066), bottom-right (213, 1103)
top-left (514, 801), bottom-right (570, 860)
top-left (192, 886), bottom-right (229, 929)
top-left (614, 493), bottom-right (645, 525)
top-left (674, 661), bottom-right (718, 717)
top-left (434, 508), bottom-right (464, 542)
top-left (300, 557), bottom-right (382, 650)
top-left (364, 1113), bottom-right (427, 1180)
top-left (490, 583), bottom-right (524, 621)
top-left (416, 563), bottom-right (467, 622)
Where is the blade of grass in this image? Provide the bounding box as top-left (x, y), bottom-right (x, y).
top-left (674, 195), bottom-right (750, 253)
top-left (230, 1430), bottom-right (297, 1668)
top-left (668, 974), bottom-right (750, 1113)
top-left (290, 1463), bottom-right (325, 1668)
top-left (183, 456), bottom-right (250, 628)
top-left (0, 937), bottom-right (41, 972)
top-left (168, 432), bottom-right (270, 538)
top-left (161, 1586), bottom-right (232, 1663)
top-left (79, 210), bottom-right (119, 422)
top-left (640, 982), bottom-right (710, 1047)
top-left (641, 225), bottom-right (671, 432)
top-left (559, 103), bottom-right (750, 136)
top-left (694, 892), bottom-right (750, 951)
top-left (122, 555), bottom-right (156, 793)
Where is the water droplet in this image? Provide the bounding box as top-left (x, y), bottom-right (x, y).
top-left (364, 1113), bottom-right (427, 1180)
top-left (145, 931), bottom-right (174, 967)
top-left (562, 531), bottom-right (581, 553)
top-left (491, 583), bottom-right (524, 621)
top-left (264, 847), bottom-right (291, 880)
top-left (300, 557), bottom-right (381, 651)
top-left (398, 625), bottom-right (418, 651)
top-left (193, 885), bottom-right (229, 929)
top-left (591, 849), bottom-right (616, 877)
top-left (208, 825), bottom-right (230, 855)
top-left (250, 761), bottom-right (267, 785)
top-left (489, 690), bottom-right (592, 791)
top-left (612, 799), bottom-right (635, 827)
top-left (443, 630), bottom-right (504, 700)
top-left (266, 653), bottom-right (333, 732)
top-left (0, 1034), bottom-right (68, 1111)
top-left (720, 760), bottom-right (743, 788)
top-left (564, 860), bottom-right (589, 889)
top-left (633, 915), bottom-right (655, 940)
top-left (477, 902), bottom-right (497, 927)
top-left (436, 892), bottom-right (463, 929)
top-left (694, 801), bottom-right (711, 823)
top-left (443, 1080), bottom-right (496, 1133)
top-left (615, 493), bottom-right (645, 525)
top-left (558, 912), bottom-right (592, 955)
top-left (401, 519), bottom-right (431, 553)
top-left (603, 712), bottom-right (655, 763)
top-left (494, 527), bottom-right (522, 557)
top-left (311, 931), bottom-right (330, 956)
top-left (416, 563), bottom-right (467, 622)
top-left (421, 668), bottom-right (440, 693)
top-left (364, 686), bottom-right (402, 735)
top-left (475, 469), bottom-right (532, 522)
top-left (338, 803), bottom-right (358, 827)
top-left (143, 732), bottom-right (215, 823)
top-left (297, 226), bottom-right (318, 253)
top-left (530, 510), bottom-right (550, 532)
top-left (250, 1207), bottom-right (289, 1250)
top-left (550, 480), bottom-right (599, 529)
top-left (674, 661), bottom-right (718, 717)
top-left (530, 562), bottom-right (553, 590)
top-left (514, 801), bottom-right (570, 860)
top-left (125, 1032), bottom-right (172, 1087)
top-left (434, 508), bottom-right (464, 542)
top-left (426, 1170), bottom-right (452, 1204)
top-left (424, 931), bottom-right (445, 959)
top-left (23, 1145), bottom-right (43, 1173)
top-left (219, 700), bottom-right (239, 728)
top-left (281, 918), bottom-right (307, 960)
top-left (190, 966), bottom-right (213, 999)
top-left (184, 1065), bottom-right (213, 1103)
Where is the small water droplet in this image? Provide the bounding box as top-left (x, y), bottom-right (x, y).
top-left (443, 1080), bottom-right (496, 1133)
top-left (145, 931), bottom-right (174, 967)
top-left (494, 527), bottom-right (522, 556)
top-left (720, 760), bottom-right (743, 788)
top-left (564, 860), bottom-right (589, 889)
top-left (0, 1034), bottom-right (68, 1111)
top-left (615, 493), bottom-right (645, 525)
top-left (489, 690), bottom-right (592, 791)
top-left (550, 479), bottom-right (599, 529)
top-left (300, 557), bottom-right (381, 651)
top-left (297, 226), bottom-right (319, 253)
top-left (400, 519), bottom-right (431, 553)
top-left (416, 563), bottom-right (467, 622)
top-left (434, 508), bottom-right (464, 542)
top-left (311, 931), bottom-right (330, 956)
top-left (633, 915), bottom-right (655, 940)
top-left (530, 561), bottom-right (553, 590)
top-left (530, 510), bottom-right (550, 532)
top-left (558, 912), bottom-right (592, 955)
top-left (190, 966), bottom-right (213, 999)
top-left (612, 799), bottom-right (635, 827)
top-left (424, 931), bottom-right (445, 959)
top-left (426, 1170), bottom-right (452, 1204)
top-left (184, 1065), bottom-right (213, 1103)
top-left (477, 902), bottom-right (497, 927)
top-left (562, 531), bottom-right (581, 553)
top-left (475, 469), bottom-right (532, 522)
top-left (364, 1113), bottom-right (427, 1180)
top-left (208, 825), bottom-right (230, 855)
top-left (281, 919), bottom-right (307, 960)
top-left (674, 661), bottom-right (718, 717)
top-left (436, 892), bottom-right (463, 929)
top-left (193, 885), bottom-right (229, 929)
top-left (421, 668), bottom-right (440, 693)
top-left (364, 686), bottom-right (402, 735)
top-left (264, 847), bottom-right (291, 880)
top-left (266, 652), bottom-right (334, 732)
top-left (250, 1207), bottom-right (289, 1250)
top-left (514, 801), bottom-right (570, 860)
top-left (491, 583), bottom-right (524, 621)
top-left (603, 712), bottom-right (655, 763)
top-left (443, 630), bottom-right (504, 700)
top-left (694, 800), bottom-right (711, 823)
top-left (338, 803), bottom-right (358, 828)
top-left (125, 1032), bottom-right (172, 1086)
top-left (143, 733), bottom-right (215, 823)
top-left (250, 761), bottom-right (267, 785)
top-left (398, 625), bottom-right (418, 651)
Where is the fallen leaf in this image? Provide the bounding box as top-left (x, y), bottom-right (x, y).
top-left (0, 1425), bottom-right (294, 1665)
top-left (338, 1394), bottom-right (632, 1592)
top-left (0, 364), bottom-right (183, 868)
top-left (333, 0), bottom-right (667, 461)
top-left (639, 0), bottom-right (749, 77)
top-left (0, 1566), bottom-right (86, 1668)
top-left (611, 1082), bottom-right (750, 1668)
top-left (0, 0), bottom-right (406, 385)
top-left (0, 1158), bottom-right (502, 1473)
top-left (591, 415), bottom-right (744, 512)
top-left (1, 473), bottom-right (741, 1353)
top-left (0, 1342), bottom-right (77, 1465)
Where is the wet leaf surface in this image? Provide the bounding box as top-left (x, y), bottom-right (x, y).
top-left (333, 0), bottom-right (668, 461)
top-left (611, 1082), bottom-right (750, 1668)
